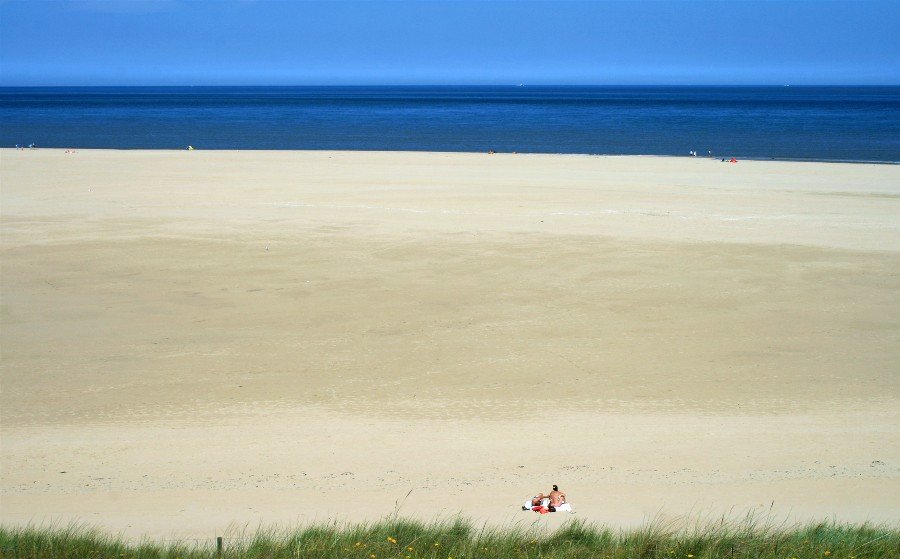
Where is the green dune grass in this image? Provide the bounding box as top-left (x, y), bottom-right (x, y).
top-left (2, 517), bottom-right (897, 559)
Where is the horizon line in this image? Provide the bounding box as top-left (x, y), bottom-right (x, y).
top-left (2, 83), bottom-right (899, 88)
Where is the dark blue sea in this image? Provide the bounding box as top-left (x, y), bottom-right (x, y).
top-left (1, 86), bottom-right (898, 162)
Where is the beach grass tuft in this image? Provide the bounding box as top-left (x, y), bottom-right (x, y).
top-left (2, 517), bottom-right (898, 558)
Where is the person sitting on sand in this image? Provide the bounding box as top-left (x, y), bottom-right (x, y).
top-left (547, 484), bottom-right (566, 511)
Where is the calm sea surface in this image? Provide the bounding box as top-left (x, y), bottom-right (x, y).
top-left (1, 86), bottom-right (898, 162)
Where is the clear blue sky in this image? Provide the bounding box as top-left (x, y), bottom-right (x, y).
top-left (1, 0), bottom-right (898, 86)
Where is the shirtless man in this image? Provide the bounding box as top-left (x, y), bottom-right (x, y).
top-left (547, 484), bottom-right (566, 511)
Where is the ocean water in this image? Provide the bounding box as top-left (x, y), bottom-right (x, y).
top-left (1, 86), bottom-right (898, 162)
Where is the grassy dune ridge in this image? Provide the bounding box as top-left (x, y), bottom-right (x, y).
top-left (2, 517), bottom-right (898, 559)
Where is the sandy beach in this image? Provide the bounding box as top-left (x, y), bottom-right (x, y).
top-left (1, 149), bottom-right (898, 538)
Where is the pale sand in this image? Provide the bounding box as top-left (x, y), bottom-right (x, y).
top-left (1, 149), bottom-right (898, 538)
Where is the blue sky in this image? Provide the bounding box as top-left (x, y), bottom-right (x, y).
top-left (1, 0), bottom-right (898, 86)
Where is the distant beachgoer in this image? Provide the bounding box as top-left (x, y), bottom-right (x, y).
top-left (547, 484), bottom-right (566, 510)
top-left (527, 493), bottom-right (547, 508)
